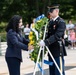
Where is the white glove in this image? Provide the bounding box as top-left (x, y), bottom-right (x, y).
top-left (39, 40), bottom-right (45, 47)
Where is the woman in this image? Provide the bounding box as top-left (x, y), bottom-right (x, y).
top-left (24, 23), bottom-right (31, 39)
top-left (5, 15), bottom-right (33, 75)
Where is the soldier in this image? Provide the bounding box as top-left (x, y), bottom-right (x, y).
top-left (39, 4), bottom-right (67, 75)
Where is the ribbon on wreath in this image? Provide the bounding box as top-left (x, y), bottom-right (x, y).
top-left (37, 60), bottom-right (53, 73)
top-left (35, 14), bottom-right (45, 22)
top-left (44, 60), bottom-right (53, 65)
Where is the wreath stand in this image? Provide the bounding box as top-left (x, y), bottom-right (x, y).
top-left (33, 24), bottom-right (63, 75)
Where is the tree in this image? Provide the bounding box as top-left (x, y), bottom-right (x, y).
top-left (0, 0), bottom-right (76, 23)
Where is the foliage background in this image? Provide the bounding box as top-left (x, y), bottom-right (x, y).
top-left (0, 0), bottom-right (76, 41)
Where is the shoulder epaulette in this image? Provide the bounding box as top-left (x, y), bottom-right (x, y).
top-left (59, 18), bottom-right (65, 22)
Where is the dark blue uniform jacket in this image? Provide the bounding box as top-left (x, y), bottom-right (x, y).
top-left (44, 17), bottom-right (67, 57)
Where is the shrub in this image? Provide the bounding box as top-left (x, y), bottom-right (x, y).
top-left (0, 33), bottom-right (6, 42)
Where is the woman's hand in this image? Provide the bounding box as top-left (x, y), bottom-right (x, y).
top-left (28, 45), bottom-right (34, 50)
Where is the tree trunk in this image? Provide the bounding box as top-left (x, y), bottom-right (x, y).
top-left (35, 0), bottom-right (40, 16)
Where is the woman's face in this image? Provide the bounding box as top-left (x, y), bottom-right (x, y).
top-left (19, 19), bottom-right (23, 28)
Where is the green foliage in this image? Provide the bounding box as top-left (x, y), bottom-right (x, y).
top-left (28, 16), bottom-right (48, 62)
top-left (0, 22), bottom-right (7, 42)
top-left (0, 0), bottom-right (76, 32)
top-left (0, 33), bottom-right (6, 42)
top-left (0, 22), bottom-right (7, 32)
top-left (35, 17), bottom-right (48, 32)
top-left (0, 0), bottom-right (76, 23)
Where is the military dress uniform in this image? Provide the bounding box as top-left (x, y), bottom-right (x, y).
top-left (44, 16), bottom-right (67, 75)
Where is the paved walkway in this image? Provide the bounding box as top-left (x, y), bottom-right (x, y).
top-left (0, 48), bottom-right (76, 75)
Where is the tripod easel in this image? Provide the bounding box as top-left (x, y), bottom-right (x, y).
top-left (33, 23), bottom-right (63, 75)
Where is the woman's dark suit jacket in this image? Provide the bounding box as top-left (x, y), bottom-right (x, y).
top-left (5, 29), bottom-right (29, 61)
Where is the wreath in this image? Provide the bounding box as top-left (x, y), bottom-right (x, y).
top-left (28, 14), bottom-right (48, 62)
